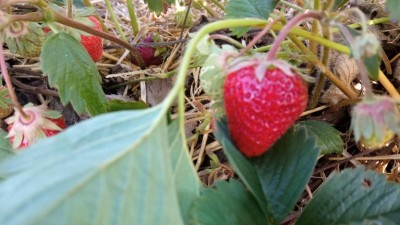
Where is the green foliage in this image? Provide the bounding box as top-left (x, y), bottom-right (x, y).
top-left (296, 167), bottom-right (400, 225)
top-left (168, 120), bottom-right (201, 223)
top-left (107, 99), bottom-right (148, 111)
top-left (340, 26), bottom-right (381, 80)
top-left (224, 0), bottom-right (277, 36)
top-left (214, 119), bottom-right (320, 224)
top-left (250, 126), bottom-right (319, 223)
top-left (0, 104), bottom-right (199, 225)
top-left (387, 0), bottom-right (400, 23)
top-left (40, 32), bottom-right (108, 116)
top-left (333, 0), bottom-right (348, 9)
top-left (190, 180), bottom-right (267, 225)
top-left (297, 120), bottom-right (344, 155)
top-left (0, 88), bottom-right (12, 110)
top-left (51, 0), bottom-right (85, 8)
top-left (144, 0), bottom-right (163, 14)
top-left (214, 118), bottom-right (271, 219)
top-left (0, 129), bottom-right (13, 163)
top-left (364, 54), bottom-right (381, 80)
top-left (197, 36), bottom-right (238, 117)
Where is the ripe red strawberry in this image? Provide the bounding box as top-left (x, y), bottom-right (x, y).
top-left (80, 16), bottom-right (103, 62)
top-left (43, 16), bottom-right (103, 62)
top-left (223, 56), bottom-right (308, 157)
top-left (130, 35), bottom-right (165, 67)
top-left (5, 103), bottom-right (67, 149)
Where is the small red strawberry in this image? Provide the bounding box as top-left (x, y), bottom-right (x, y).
top-left (79, 16), bottom-right (103, 62)
top-left (5, 103), bottom-right (67, 149)
top-left (43, 16), bottom-right (103, 62)
top-left (223, 56), bottom-right (308, 157)
top-left (130, 35), bottom-right (166, 67)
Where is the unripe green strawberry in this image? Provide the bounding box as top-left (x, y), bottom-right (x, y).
top-left (223, 56), bottom-right (308, 157)
top-left (4, 22), bottom-right (45, 57)
top-left (351, 95), bottom-right (400, 150)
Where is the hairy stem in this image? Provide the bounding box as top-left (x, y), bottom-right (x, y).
top-left (238, 17), bottom-right (282, 56)
top-left (0, 41), bottom-right (28, 119)
top-left (82, 0), bottom-right (109, 32)
top-left (267, 10), bottom-right (322, 60)
top-left (209, 34), bottom-right (244, 49)
top-left (337, 24), bottom-right (373, 96)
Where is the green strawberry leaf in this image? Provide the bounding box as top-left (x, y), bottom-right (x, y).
top-left (387, 0), bottom-right (400, 23)
top-left (107, 99), bottom-right (148, 111)
top-left (214, 118), bottom-right (272, 221)
top-left (334, 0), bottom-right (348, 9)
top-left (249, 126), bottom-right (320, 224)
top-left (297, 120), bottom-right (344, 155)
top-left (144, 0), bottom-right (163, 14)
top-left (363, 53), bottom-right (381, 80)
top-left (190, 179), bottom-right (268, 225)
top-left (168, 120), bottom-right (201, 223)
top-left (295, 167), bottom-right (400, 225)
top-left (0, 103), bottom-right (199, 225)
top-left (40, 32), bottom-right (108, 116)
top-left (224, 0), bottom-right (277, 37)
top-left (215, 118), bottom-right (320, 224)
top-left (0, 129), bottom-right (13, 163)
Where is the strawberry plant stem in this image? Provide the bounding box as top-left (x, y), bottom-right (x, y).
top-left (104, 0), bottom-right (127, 42)
top-left (267, 10), bottom-right (322, 61)
top-left (193, 0), bottom-right (218, 17)
top-left (309, 27), bottom-right (331, 109)
top-left (279, 0), bottom-right (305, 12)
top-left (0, 42), bottom-right (29, 119)
top-left (336, 23), bottom-right (374, 96)
top-left (126, 0), bottom-right (140, 36)
top-left (288, 34), bottom-right (358, 99)
top-left (9, 11), bottom-right (146, 68)
top-left (51, 11), bottom-right (145, 68)
top-left (238, 17), bottom-right (283, 56)
top-left (82, 0), bottom-right (109, 32)
top-left (378, 71), bottom-right (400, 100)
top-left (209, 34), bottom-right (244, 49)
top-left (209, 0), bottom-right (225, 10)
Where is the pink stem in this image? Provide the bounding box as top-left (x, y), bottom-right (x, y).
top-left (0, 41), bottom-right (29, 119)
top-left (239, 17), bottom-right (282, 56)
top-left (267, 11), bottom-right (322, 61)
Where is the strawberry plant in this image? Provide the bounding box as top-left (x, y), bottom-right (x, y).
top-left (1, 0), bottom-right (400, 224)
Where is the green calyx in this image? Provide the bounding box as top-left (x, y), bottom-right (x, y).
top-left (4, 22), bottom-right (45, 57)
top-left (351, 95), bottom-right (400, 150)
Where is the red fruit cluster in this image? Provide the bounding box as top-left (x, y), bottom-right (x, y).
top-left (224, 64), bottom-right (308, 157)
